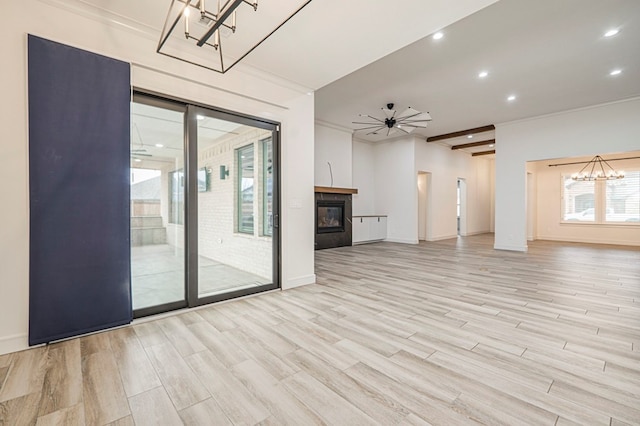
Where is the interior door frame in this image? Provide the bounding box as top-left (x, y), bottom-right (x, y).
top-left (132, 89), bottom-right (281, 317)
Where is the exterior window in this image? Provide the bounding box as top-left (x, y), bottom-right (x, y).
top-left (562, 171), bottom-right (640, 224)
top-left (237, 144), bottom-right (254, 234)
top-left (169, 169), bottom-right (184, 225)
top-left (563, 177), bottom-right (595, 222)
top-left (606, 171), bottom-right (640, 223)
top-left (262, 138), bottom-right (273, 236)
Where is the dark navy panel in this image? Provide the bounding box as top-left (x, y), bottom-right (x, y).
top-left (28, 35), bottom-right (132, 345)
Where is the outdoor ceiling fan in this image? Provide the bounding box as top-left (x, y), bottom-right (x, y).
top-left (353, 103), bottom-right (432, 136)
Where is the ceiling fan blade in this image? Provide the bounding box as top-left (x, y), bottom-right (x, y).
top-left (396, 125), bottom-right (411, 134)
top-left (352, 121), bottom-right (384, 125)
top-left (366, 126), bottom-right (385, 135)
top-left (400, 111), bottom-right (432, 122)
top-left (396, 107), bottom-right (416, 119)
top-left (358, 114), bottom-right (384, 123)
top-left (382, 107), bottom-right (396, 119)
top-left (399, 122), bottom-right (429, 128)
top-left (355, 125), bottom-right (388, 131)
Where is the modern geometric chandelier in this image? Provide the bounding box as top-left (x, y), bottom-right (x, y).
top-left (571, 155), bottom-right (625, 181)
top-left (157, 0), bottom-right (313, 74)
top-left (353, 103), bottom-right (432, 137)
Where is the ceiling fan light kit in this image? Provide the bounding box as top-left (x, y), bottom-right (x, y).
top-left (353, 103), bottom-right (432, 137)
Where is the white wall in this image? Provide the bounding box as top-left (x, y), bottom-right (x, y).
top-left (415, 141), bottom-right (493, 241)
top-left (373, 137), bottom-right (417, 243)
top-left (531, 153), bottom-right (640, 246)
top-left (352, 140), bottom-right (376, 215)
top-left (349, 136), bottom-right (493, 244)
top-left (495, 98), bottom-right (640, 251)
top-left (314, 122), bottom-right (352, 188)
top-left (0, 0), bottom-right (315, 355)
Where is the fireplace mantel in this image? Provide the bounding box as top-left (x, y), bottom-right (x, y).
top-left (314, 186), bottom-right (358, 195)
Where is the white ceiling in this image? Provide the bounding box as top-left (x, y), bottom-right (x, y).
top-left (64, 0), bottom-right (640, 147)
top-left (315, 0), bottom-right (640, 142)
top-left (68, 0), bottom-right (498, 89)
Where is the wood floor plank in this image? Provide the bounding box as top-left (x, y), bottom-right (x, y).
top-left (185, 349), bottom-right (270, 425)
top-left (0, 346), bottom-right (47, 403)
top-left (156, 316), bottom-right (207, 358)
top-left (286, 348), bottom-right (410, 424)
top-left (132, 321), bottom-right (169, 348)
top-left (186, 321), bottom-right (249, 368)
top-left (178, 398), bottom-right (232, 426)
top-left (0, 392), bottom-right (41, 426)
top-left (145, 342), bottom-right (209, 411)
top-left (231, 358), bottom-right (324, 425)
top-left (81, 350), bottom-right (130, 425)
top-left (109, 327), bottom-right (162, 397)
top-left (37, 339), bottom-right (83, 417)
top-left (281, 370), bottom-right (377, 425)
top-left (128, 386), bottom-right (183, 426)
top-left (35, 402), bottom-right (85, 426)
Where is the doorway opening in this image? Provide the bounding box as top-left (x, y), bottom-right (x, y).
top-left (417, 172), bottom-right (431, 241)
top-left (457, 178), bottom-right (467, 236)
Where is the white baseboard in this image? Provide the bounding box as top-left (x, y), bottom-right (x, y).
top-left (384, 238), bottom-right (419, 244)
top-left (427, 234), bottom-right (458, 242)
top-left (536, 235), bottom-right (640, 247)
top-left (0, 333), bottom-right (29, 356)
top-left (464, 230), bottom-right (492, 237)
top-left (494, 243), bottom-right (528, 252)
top-left (283, 274), bottom-right (316, 290)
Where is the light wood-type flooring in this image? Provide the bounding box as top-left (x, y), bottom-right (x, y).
top-left (1, 234), bottom-right (639, 425)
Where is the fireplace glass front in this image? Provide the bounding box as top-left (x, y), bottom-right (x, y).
top-left (317, 201), bottom-right (345, 233)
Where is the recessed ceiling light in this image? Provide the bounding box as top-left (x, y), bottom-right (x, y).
top-left (433, 32), bottom-right (444, 40)
top-left (489, 144), bottom-right (495, 148)
top-left (196, 115), bottom-right (205, 120)
top-left (507, 95), bottom-right (516, 101)
top-left (134, 158), bottom-right (141, 162)
top-left (478, 71), bottom-right (488, 78)
top-left (604, 29), bottom-right (619, 37)
top-left (467, 135), bottom-right (473, 139)
top-left (610, 69), bottom-right (622, 76)
top-left (155, 143), bottom-right (164, 148)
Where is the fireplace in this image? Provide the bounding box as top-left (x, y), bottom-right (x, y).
top-left (317, 201), bottom-right (345, 234)
top-left (315, 191), bottom-right (353, 250)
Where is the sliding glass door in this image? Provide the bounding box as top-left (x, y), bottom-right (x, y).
top-left (131, 94), bottom-right (279, 316)
top-left (131, 97), bottom-right (187, 315)
top-left (192, 107), bottom-right (277, 303)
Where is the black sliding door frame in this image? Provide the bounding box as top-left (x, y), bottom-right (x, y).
top-left (133, 90), bottom-right (281, 317)
top-left (131, 93), bottom-right (189, 318)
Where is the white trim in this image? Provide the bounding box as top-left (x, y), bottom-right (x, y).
top-left (0, 333), bottom-right (29, 356)
top-left (37, 0), bottom-right (314, 95)
top-left (494, 243), bottom-right (528, 252)
top-left (427, 234), bottom-right (458, 242)
top-left (535, 236), bottom-right (640, 247)
top-left (283, 274), bottom-right (316, 290)
top-left (463, 230), bottom-right (492, 237)
top-left (385, 238), bottom-right (419, 244)
top-left (314, 120), bottom-right (352, 133)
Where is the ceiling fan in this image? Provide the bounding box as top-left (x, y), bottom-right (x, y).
top-left (353, 103), bottom-right (432, 137)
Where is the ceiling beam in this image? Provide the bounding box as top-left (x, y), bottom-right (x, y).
top-left (472, 150), bottom-right (496, 157)
top-left (451, 139), bottom-right (495, 150)
top-left (426, 124), bottom-right (495, 142)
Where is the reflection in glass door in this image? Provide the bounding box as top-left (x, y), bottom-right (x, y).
top-left (194, 108), bottom-right (277, 301)
top-left (130, 97), bottom-right (186, 314)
